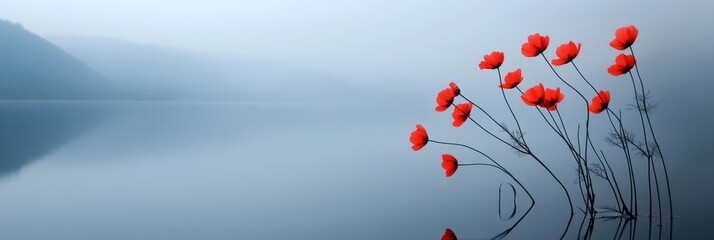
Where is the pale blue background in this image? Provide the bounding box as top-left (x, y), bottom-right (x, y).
top-left (0, 0), bottom-right (711, 239)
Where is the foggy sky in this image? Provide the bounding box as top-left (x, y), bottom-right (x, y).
top-left (1, 0), bottom-right (712, 89)
top-left (0, 1), bottom-right (712, 238)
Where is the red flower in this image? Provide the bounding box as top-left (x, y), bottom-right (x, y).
top-left (521, 33), bottom-right (550, 57)
top-left (589, 90), bottom-right (611, 114)
top-left (478, 51), bottom-right (504, 70)
top-left (449, 82), bottom-right (460, 96)
top-left (539, 87), bottom-right (565, 111)
top-left (441, 154), bottom-right (458, 178)
top-left (451, 103), bottom-right (473, 127)
top-left (435, 82), bottom-right (461, 112)
top-left (521, 83), bottom-right (545, 106)
top-left (610, 25), bottom-right (639, 50)
top-left (551, 41), bottom-right (581, 66)
top-left (441, 228), bottom-right (457, 240)
top-left (435, 89), bottom-right (456, 112)
top-left (499, 68), bottom-right (523, 89)
top-left (410, 124), bottom-right (428, 151)
top-left (607, 54), bottom-right (636, 76)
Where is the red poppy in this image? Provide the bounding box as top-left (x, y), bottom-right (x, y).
top-left (539, 87), bottom-right (565, 111)
top-left (589, 90), bottom-right (611, 114)
top-left (478, 51), bottom-right (504, 70)
top-left (451, 103), bottom-right (473, 127)
top-left (410, 124), bottom-right (428, 151)
top-left (449, 82), bottom-right (460, 96)
top-left (521, 33), bottom-right (550, 57)
top-left (435, 82), bottom-right (461, 112)
top-left (435, 88), bottom-right (456, 112)
top-left (499, 68), bottom-right (523, 89)
top-left (551, 41), bottom-right (581, 66)
top-left (607, 54), bottom-right (636, 76)
top-left (441, 228), bottom-right (457, 240)
top-left (441, 154), bottom-right (458, 178)
top-left (610, 25), bottom-right (639, 50)
top-left (521, 83), bottom-right (546, 106)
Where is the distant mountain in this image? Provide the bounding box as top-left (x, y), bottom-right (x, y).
top-left (0, 18), bottom-right (360, 101)
top-left (49, 36), bottom-right (363, 101)
top-left (0, 20), bottom-right (115, 100)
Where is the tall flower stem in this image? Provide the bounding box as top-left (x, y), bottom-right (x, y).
top-left (608, 109), bottom-right (638, 216)
top-left (497, 68), bottom-right (527, 149)
top-left (540, 53), bottom-right (596, 215)
top-left (571, 61), bottom-right (636, 217)
top-left (451, 103), bottom-right (526, 153)
top-left (548, 110), bottom-right (587, 206)
top-left (555, 109), bottom-right (597, 210)
top-left (428, 139), bottom-right (534, 203)
top-left (629, 47), bottom-right (673, 219)
top-left (627, 70), bottom-right (653, 217)
top-left (465, 88), bottom-right (573, 214)
top-left (459, 95), bottom-right (526, 150)
top-left (516, 86), bottom-right (583, 215)
top-left (600, 149), bottom-right (632, 216)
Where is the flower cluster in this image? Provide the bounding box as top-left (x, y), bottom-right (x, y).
top-left (407, 25), bottom-right (673, 232)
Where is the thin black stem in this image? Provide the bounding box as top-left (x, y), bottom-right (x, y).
top-left (551, 110), bottom-right (589, 207)
top-left (452, 103), bottom-right (526, 153)
top-left (630, 47), bottom-right (672, 219)
top-left (515, 87), bottom-right (577, 215)
top-left (612, 217), bottom-right (624, 240)
top-left (497, 68), bottom-right (527, 149)
top-left (628, 70), bottom-right (652, 217)
top-left (459, 163), bottom-right (502, 168)
top-left (541, 53), bottom-right (595, 215)
top-left (572, 60), bottom-right (624, 215)
top-left (531, 154), bottom-right (575, 215)
top-left (651, 153), bottom-right (663, 222)
top-left (577, 125), bottom-right (582, 154)
top-left (545, 108), bottom-right (587, 207)
top-left (540, 54), bottom-right (587, 101)
top-left (428, 139), bottom-right (534, 203)
top-left (571, 61), bottom-right (599, 94)
top-left (459, 94), bottom-right (526, 150)
top-left (617, 110), bottom-right (638, 216)
top-left (490, 199), bottom-right (536, 240)
top-left (607, 110), bottom-right (637, 217)
top-left (602, 150), bottom-right (630, 216)
top-left (559, 212), bottom-right (575, 240)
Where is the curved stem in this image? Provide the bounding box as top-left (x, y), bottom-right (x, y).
top-left (459, 163), bottom-right (503, 168)
top-left (428, 139), bottom-right (534, 203)
top-left (556, 109), bottom-right (594, 209)
top-left (540, 54), bottom-right (587, 101)
top-left (497, 68), bottom-right (527, 149)
top-left (490, 199), bottom-right (536, 240)
top-left (630, 47), bottom-right (672, 219)
top-left (531, 153), bottom-right (575, 215)
top-left (452, 103), bottom-right (526, 153)
top-left (459, 95), bottom-right (526, 150)
top-left (601, 149), bottom-right (630, 215)
top-left (571, 61), bottom-right (599, 94)
top-left (612, 110), bottom-right (638, 215)
top-left (628, 71), bottom-right (652, 217)
top-left (541, 53), bottom-right (594, 215)
top-left (572, 61), bottom-right (632, 215)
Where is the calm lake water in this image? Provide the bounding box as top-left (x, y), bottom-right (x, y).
top-left (0, 102), bottom-right (706, 239)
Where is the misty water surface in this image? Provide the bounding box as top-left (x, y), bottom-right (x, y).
top-left (0, 102), bottom-right (705, 239)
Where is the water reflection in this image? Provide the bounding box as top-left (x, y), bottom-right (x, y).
top-left (444, 190), bottom-right (674, 240)
top-left (0, 103), bottom-right (692, 239)
top-left (0, 102), bottom-right (106, 178)
top-left (444, 215), bottom-right (673, 240)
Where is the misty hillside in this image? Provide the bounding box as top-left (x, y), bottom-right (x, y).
top-left (49, 36), bottom-right (364, 101)
top-left (0, 20), bottom-right (115, 100)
